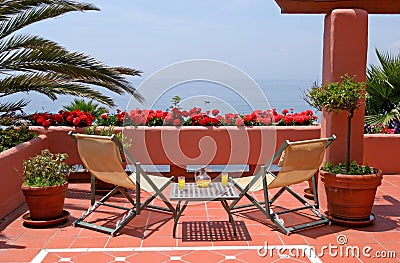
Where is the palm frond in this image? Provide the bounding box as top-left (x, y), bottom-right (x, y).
top-left (111, 67), bottom-right (143, 76)
top-left (1, 46), bottom-right (143, 101)
top-left (366, 49), bottom-right (400, 116)
top-left (0, 0), bottom-right (143, 112)
top-left (0, 98), bottom-right (29, 113)
top-left (0, 72), bottom-right (115, 106)
top-left (0, 1), bottom-right (98, 38)
top-left (0, 34), bottom-right (65, 55)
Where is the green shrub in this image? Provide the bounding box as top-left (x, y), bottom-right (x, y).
top-left (0, 126), bottom-right (37, 152)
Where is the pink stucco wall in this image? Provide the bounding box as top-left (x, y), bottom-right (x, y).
top-left (0, 135), bottom-right (48, 219)
top-left (363, 134), bottom-right (400, 174)
top-left (29, 126), bottom-right (87, 165)
top-left (30, 126), bottom-right (321, 177)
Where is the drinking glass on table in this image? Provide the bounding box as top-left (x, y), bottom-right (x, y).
top-left (221, 172), bottom-right (229, 186)
top-left (178, 176), bottom-right (185, 190)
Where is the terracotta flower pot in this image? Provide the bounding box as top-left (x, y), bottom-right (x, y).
top-left (320, 169), bottom-right (383, 220)
top-left (21, 182), bottom-right (68, 220)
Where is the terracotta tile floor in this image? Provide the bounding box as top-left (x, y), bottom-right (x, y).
top-left (0, 175), bottom-right (399, 263)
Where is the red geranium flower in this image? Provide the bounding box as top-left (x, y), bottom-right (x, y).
top-left (42, 120), bottom-right (51, 127)
top-left (284, 115), bottom-right (293, 124)
top-left (54, 114), bottom-right (63, 123)
top-left (182, 110), bottom-right (189, 117)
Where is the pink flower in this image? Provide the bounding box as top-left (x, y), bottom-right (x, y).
top-left (164, 114), bottom-right (173, 123)
top-left (134, 115), bottom-right (142, 124)
top-left (235, 117), bottom-right (244, 127)
top-left (262, 117), bottom-right (271, 125)
top-left (173, 119), bottom-right (181, 126)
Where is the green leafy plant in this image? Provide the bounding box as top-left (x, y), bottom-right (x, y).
top-left (365, 49), bottom-right (400, 126)
top-left (323, 161), bottom-right (372, 175)
top-left (305, 74), bottom-right (366, 174)
top-left (169, 96), bottom-right (182, 110)
top-left (97, 110), bottom-right (126, 126)
top-left (0, 126), bottom-right (37, 152)
top-left (86, 125), bottom-right (132, 148)
top-left (22, 149), bottom-right (72, 187)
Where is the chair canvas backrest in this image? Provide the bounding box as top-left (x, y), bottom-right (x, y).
top-left (268, 139), bottom-right (328, 189)
top-left (76, 135), bottom-right (137, 190)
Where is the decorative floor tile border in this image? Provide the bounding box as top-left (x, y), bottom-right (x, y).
top-left (31, 245), bottom-right (322, 263)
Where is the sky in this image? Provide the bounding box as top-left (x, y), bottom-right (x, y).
top-left (24, 0), bottom-right (400, 81)
top-left (14, 0), bottom-right (400, 114)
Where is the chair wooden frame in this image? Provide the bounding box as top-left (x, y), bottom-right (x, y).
top-left (230, 135), bottom-right (336, 235)
top-left (69, 132), bottom-right (175, 236)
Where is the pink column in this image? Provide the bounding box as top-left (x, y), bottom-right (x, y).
top-left (319, 9), bottom-right (368, 213)
top-left (321, 8), bottom-right (368, 165)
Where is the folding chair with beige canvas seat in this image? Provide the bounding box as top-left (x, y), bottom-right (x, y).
top-left (230, 135), bottom-right (336, 235)
top-left (69, 132), bottom-right (175, 236)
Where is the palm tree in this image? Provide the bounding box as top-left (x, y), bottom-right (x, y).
top-left (365, 49), bottom-right (400, 125)
top-left (0, 0), bottom-right (143, 121)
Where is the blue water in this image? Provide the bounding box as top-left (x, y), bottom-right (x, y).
top-left (8, 79), bottom-right (319, 118)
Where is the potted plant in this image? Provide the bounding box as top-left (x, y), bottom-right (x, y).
top-left (21, 149), bottom-right (71, 224)
top-left (306, 74), bottom-right (383, 225)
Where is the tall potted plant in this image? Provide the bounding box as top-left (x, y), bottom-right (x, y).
top-left (306, 74), bottom-right (383, 225)
top-left (21, 149), bottom-right (71, 225)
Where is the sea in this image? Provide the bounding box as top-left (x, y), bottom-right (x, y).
top-left (7, 79), bottom-right (321, 120)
